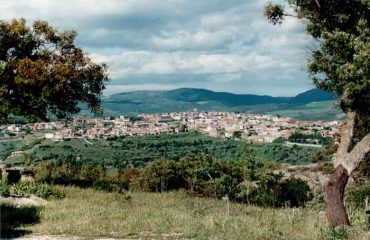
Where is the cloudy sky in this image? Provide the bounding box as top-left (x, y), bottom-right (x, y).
top-left (0, 0), bottom-right (316, 96)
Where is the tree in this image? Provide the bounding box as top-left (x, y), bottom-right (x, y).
top-left (0, 19), bottom-right (109, 123)
top-left (264, 0), bottom-right (370, 226)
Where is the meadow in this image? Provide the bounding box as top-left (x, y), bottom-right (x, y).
top-left (2, 186), bottom-right (368, 240)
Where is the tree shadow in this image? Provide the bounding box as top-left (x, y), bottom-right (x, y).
top-left (0, 203), bottom-right (41, 238)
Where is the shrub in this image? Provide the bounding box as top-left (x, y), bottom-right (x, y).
top-left (248, 172), bottom-right (282, 207)
top-left (10, 181), bottom-right (64, 199)
top-left (212, 174), bottom-right (240, 199)
top-left (33, 164), bottom-right (53, 183)
top-left (92, 180), bottom-right (114, 192)
top-left (34, 163), bottom-right (107, 187)
top-left (115, 168), bottom-right (139, 189)
top-left (0, 178), bottom-right (10, 196)
top-left (133, 160), bottom-right (181, 192)
top-left (279, 178), bottom-right (313, 207)
top-left (346, 185), bottom-right (370, 208)
top-left (310, 144), bottom-right (338, 163)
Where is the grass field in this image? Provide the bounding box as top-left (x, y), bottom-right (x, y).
top-left (2, 186), bottom-right (367, 240)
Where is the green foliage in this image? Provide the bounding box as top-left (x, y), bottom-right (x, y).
top-left (34, 162), bottom-right (106, 185)
top-left (133, 154), bottom-right (313, 208)
top-left (289, 131), bottom-right (333, 145)
top-left (0, 18), bottom-right (109, 123)
top-left (346, 185), bottom-right (370, 208)
top-left (264, 1), bottom-right (285, 25)
top-left (323, 227), bottom-right (349, 240)
top-left (248, 172), bottom-right (282, 207)
top-left (310, 144), bottom-right (338, 163)
top-left (279, 178), bottom-right (313, 207)
top-left (134, 159), bottom-right (181, 192)
top-left (10, 181), bottom-right (64, 199)
top-left (212, 174), bottom-right (240, 199)
top-left (0, 177), bottom-right (10, 196)
top-left (33, 162), bottom-right (129, 193)
top-left (265, 0), bottom-right (370, 137)
top-left (20, 133), bottom-right (320, 168)
top-left (92, 180), bottom-right (114, 192)
top-left (239, 143), bottom-right (264, 181)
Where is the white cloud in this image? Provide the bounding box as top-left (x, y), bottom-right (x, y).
top-left (92, 50), bottom-right (302, 79)
top-left (0, 0), bottom-right (314, 96)
top-left (105, 83), bottom-right (179, 95)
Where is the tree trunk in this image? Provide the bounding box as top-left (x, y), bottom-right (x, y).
top-left (323, 110), bottom-right (370, 227)
top-left (324, 164), bottom-right (350, 226)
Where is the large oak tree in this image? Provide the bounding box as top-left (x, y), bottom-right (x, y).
top-left (265, 0), bottom-right (370, 226)
top-left (0, 18), bottom-right (109, 123)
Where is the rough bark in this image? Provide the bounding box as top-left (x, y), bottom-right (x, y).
top-left (324, 112), bottom-right (370, 226)
top-left (324, 164), bottom-right (350, 226)
top-left (336, 112), bottom-right (355, 156)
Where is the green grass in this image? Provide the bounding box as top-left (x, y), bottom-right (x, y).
top-left (3, 133), bottom-right (321, 167)
top-left (9, 186), bottom-right (368, 239)
top-left (0, 139), bottom-right (33, 161)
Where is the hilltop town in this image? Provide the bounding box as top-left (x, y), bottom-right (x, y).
top-left (1, 111), bottom-right (341, 145)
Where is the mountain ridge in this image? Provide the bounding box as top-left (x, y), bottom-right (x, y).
top-left (83, 88), bottom-right (341, 120)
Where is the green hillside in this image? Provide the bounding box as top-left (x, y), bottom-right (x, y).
top-left (84, 88), bottom-right (343, 120)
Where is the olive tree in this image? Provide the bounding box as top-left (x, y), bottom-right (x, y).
top-left (0, 18), bottom-right (109, 123)
top-left (264, 0), bottom-right (370, 226)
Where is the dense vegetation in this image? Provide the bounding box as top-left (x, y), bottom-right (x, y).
top-left (26, 146), bottom-right (317, 209)
top-left (0, 19), bottom-right (108, 123)
top-left (131, 154), bottom-right (313, 208)
top-left (288, 132), bottom-right (333, 145)
top-left (2, 133), bottom-right (322, 168)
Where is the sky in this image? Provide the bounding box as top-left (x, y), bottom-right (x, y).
top-left (0, 0), bottom-right (316, 96)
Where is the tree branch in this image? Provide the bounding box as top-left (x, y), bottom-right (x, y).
top-left (314, 0), bottom-right (321, 9)
top-left (335, 131), bottom-right (370, 174)
top-left (283, 13), bottom-right (298, 18)
top-left (347, 133), bottom-right (370, 172)
top-left (336, 111), bottom-right (356, 155)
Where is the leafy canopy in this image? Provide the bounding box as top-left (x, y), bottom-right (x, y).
top-left (264, 0), bottom-right (370, 115)
top-left (0, 19), bottom-right (109, 123)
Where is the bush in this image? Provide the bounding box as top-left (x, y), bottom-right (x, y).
top-left (133, 160), bottom-right (181, 192)
top-left (246, 175), bottom-right (313, 208)
top-left (248, 172), bottom-right (282, 207)
top-left (279, 178), bottom-right (313, 207)
top-left (92, 180), bottom-right (114, 192)
top-left (131, 154), bottom-right (313, 208)
top-left (310, 144), bottom-right (338, 163)
top-left (33, 162), bottom-right (107, 187)
top-left (0, 178), bottom-right (10, 196)
top-left (212, 174), bottom-right (240, 199)
top-left (11, 181), bottom-right (64, 199)
top-left (346, 185), bottom-right (370, 208)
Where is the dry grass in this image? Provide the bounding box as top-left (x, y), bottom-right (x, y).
top-left (14, 186), bottom-right (370, 239)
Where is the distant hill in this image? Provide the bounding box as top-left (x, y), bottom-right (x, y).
top-left (164, 88), bottom-right (290, 106)
top-left (79, 88), bottom-right (342, 120)
top-left (290, 88), bottom-right (338, 105)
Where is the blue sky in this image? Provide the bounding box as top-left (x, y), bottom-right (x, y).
top-left (0, 0), bottom-right (316, 96)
